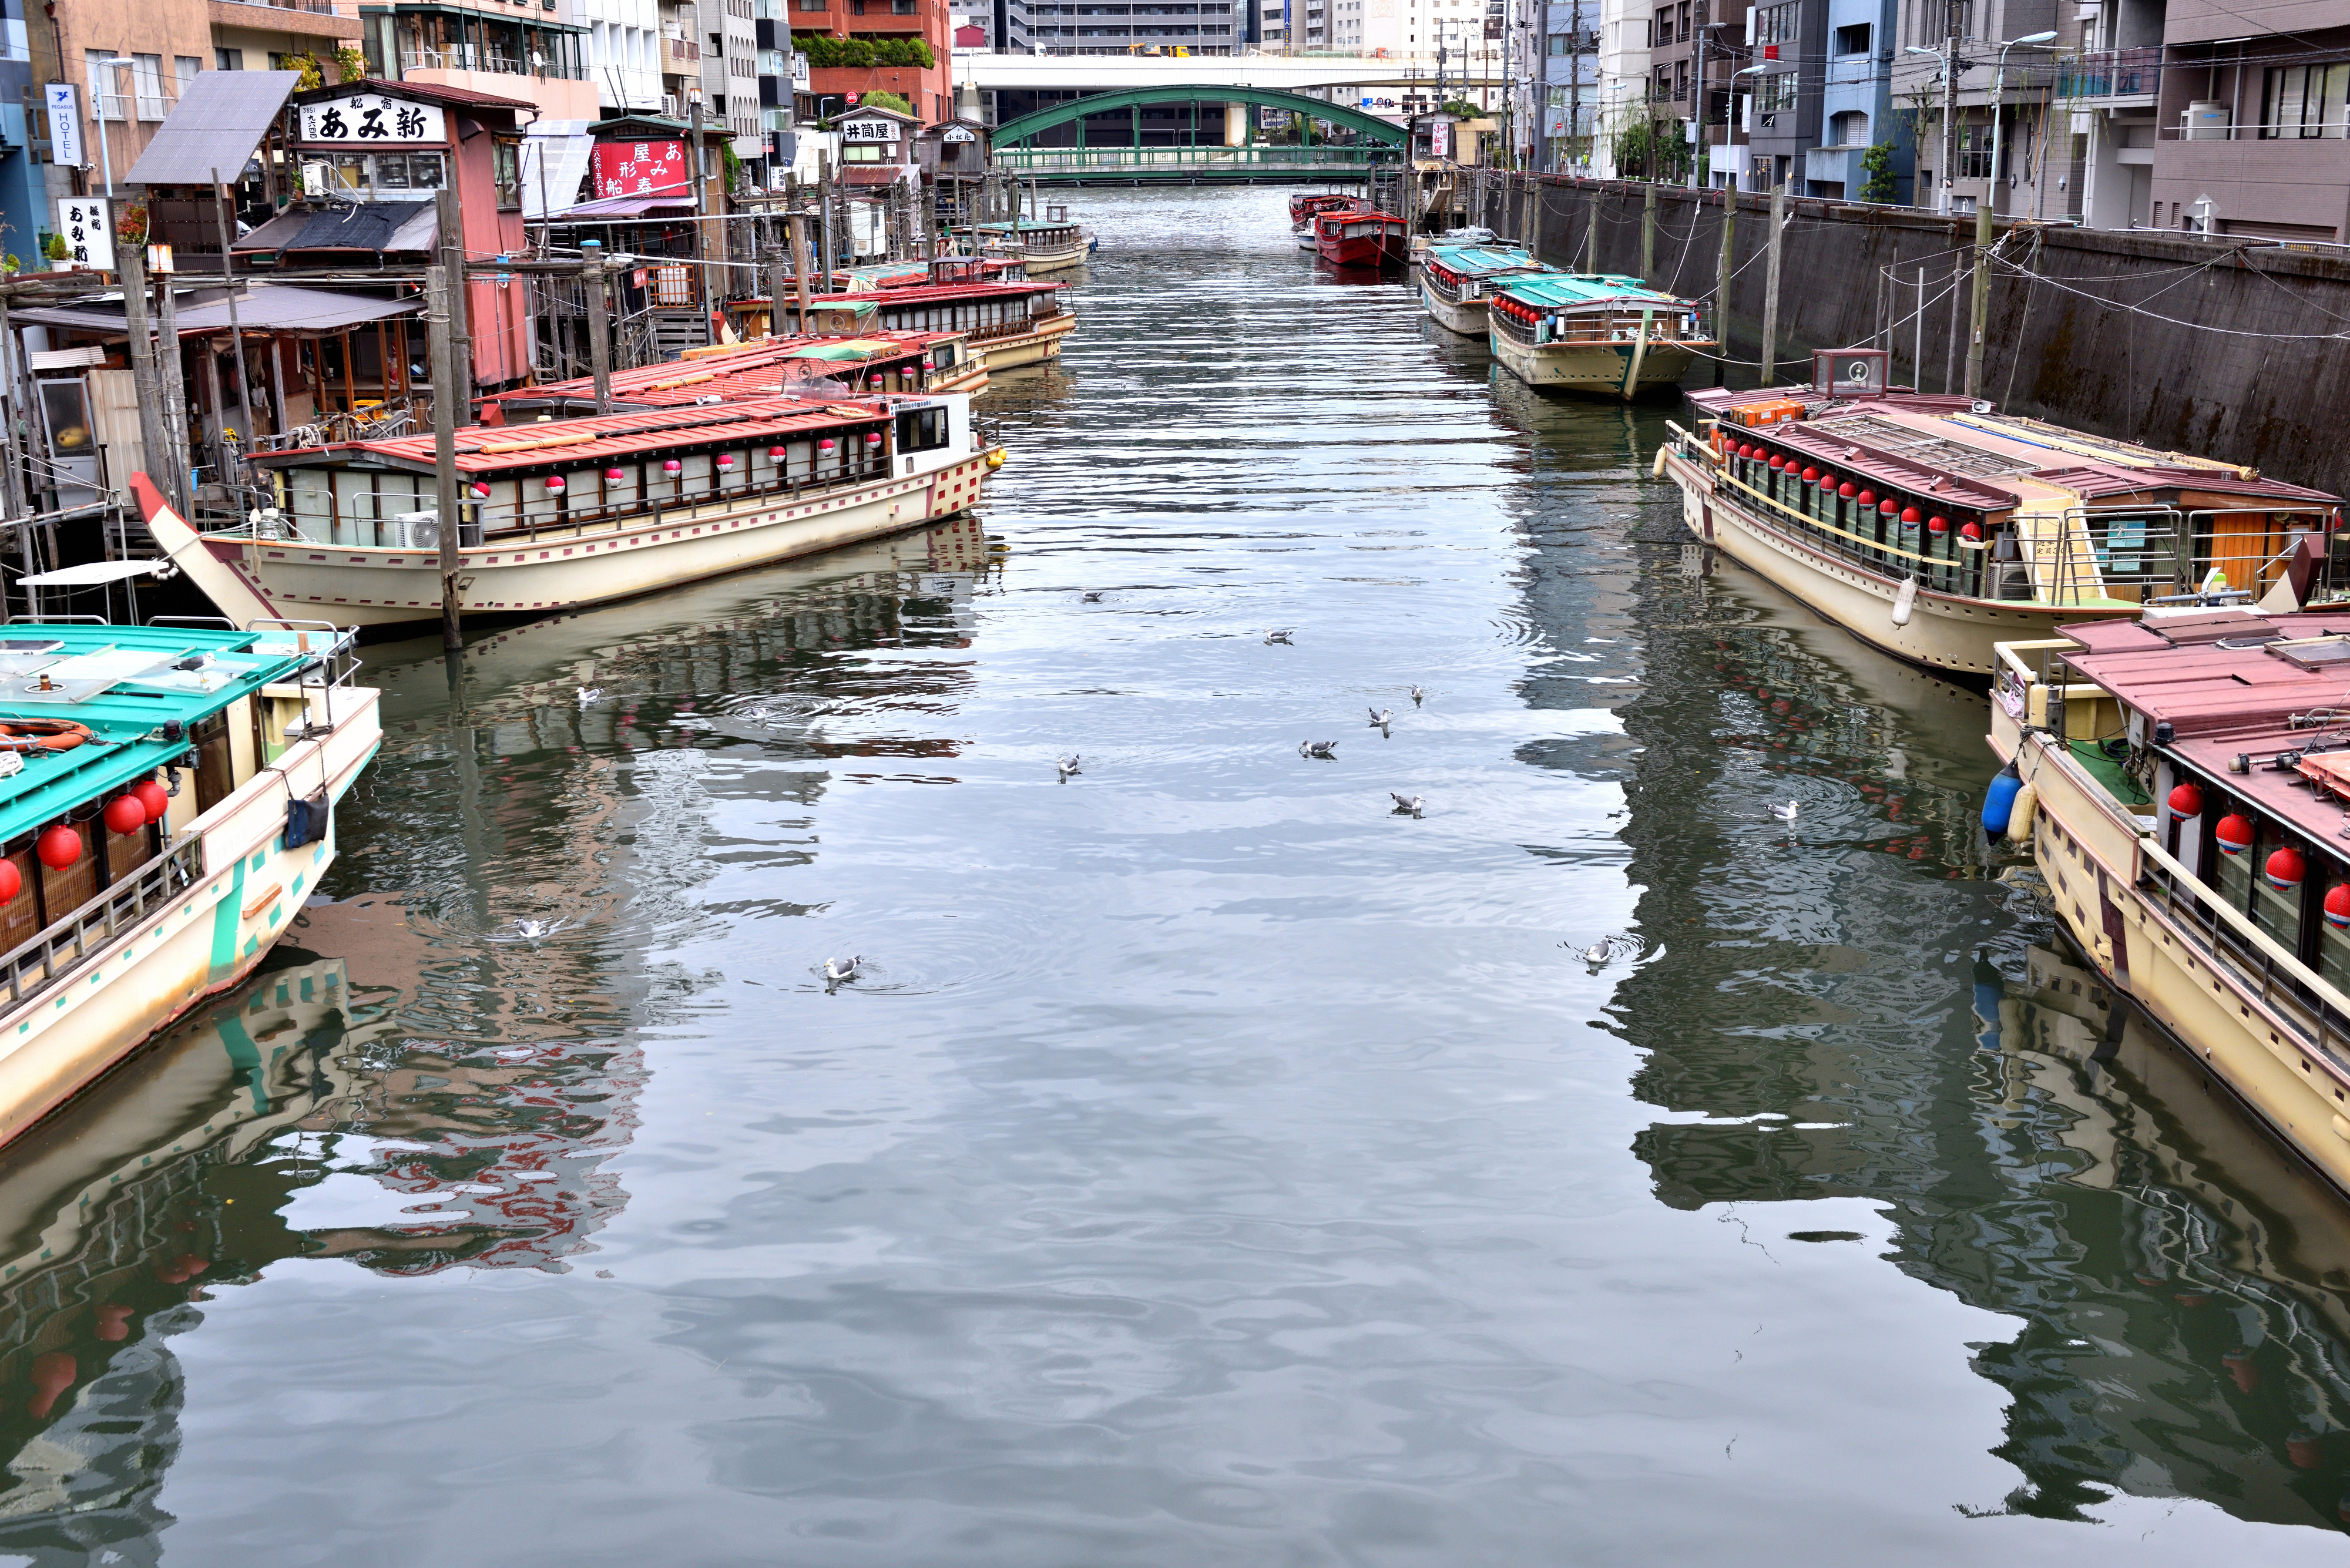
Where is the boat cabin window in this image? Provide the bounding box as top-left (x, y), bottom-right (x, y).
top-left (895, 407), bottom-right (948, 454)
top-left (190, 709), bottom-right (236, 814)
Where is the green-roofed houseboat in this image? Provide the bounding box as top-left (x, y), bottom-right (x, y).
top-left (1419, 243), bottom-right (1552, 335)
top-left (0, 617), bottom-right (379, 1150)
top-left (1488, 271), bottom-right (1715, 398)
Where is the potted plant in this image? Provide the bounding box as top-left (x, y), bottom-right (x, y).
top-left (42, 233), bottom-right (68, 272)
top-left (2, 254), bottom-right (19, 276)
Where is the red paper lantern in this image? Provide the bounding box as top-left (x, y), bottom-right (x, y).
top-left (469, 481), bottom-right (491, 500)
top-left (1768, 455), bottom-right (1785, 471)
top-left (2167, 781), bottom-right (2204, 820)
top-left (1856, 489), bottom-right (1877, 507)
top-left (605, 466), bottom-right (626, 482)
top-left (2326, 884), bottom-right (2350, 931)
top-left (768, 445), bottom-right (787, 460)
top-left (2215, 814), bottom-right (2254, 856)
top-left (921, 358), bottom-right (935, 371)
top-left (103, 794), bottom-right (145, 835)
top-left (865, 432), bottom-right (882, 447)
top-left (1928, 515), bottom-right (1949, 535)
top-left (716, 453), bottom-right (736, 469)
top-left (1879, 499), bottom-right (1899, 516)
top-left (1901, 506), bottom-right (1922, 523)
top-left (132, 780), bottom-right (169, 823)
top-left (1959, 521), bottom-right (1983, 542)
top-left (818, 438), bottom-right (837, 452)
top-left (2266, 845), bottom-right (2306, 892)
top-left (1801, 466), bottom-right (1819, 484)
top-left (1838, 482), bottom-right (1857, 499)
top-left (1737, 443), bottom-right (1755, 459)
top-left (0, 859), bottom-right (18, 904)
top-left (36, 825), bottom-right (79, 869)
top-left (544, 475), bottom-right (566, 493)
top-left (662, 458), bottom-right (683, 474)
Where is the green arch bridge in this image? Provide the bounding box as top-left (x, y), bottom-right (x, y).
top-left (989, 86), bottom-right (1406, 183)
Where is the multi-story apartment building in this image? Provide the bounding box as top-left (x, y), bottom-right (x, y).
top-left (1809, 0), bottom-right (1906, 199)
top-left (355, 0), bottom-right (599, 123)
top-left (2143, 0), bottom-right (2350, 238)
top-left (2053, 0), bottom-right (2158, 226)
top-left (793, 0), bottom-right (953, 126)
top-left (1537, 0), bottom-right (1598, 170)
top-left (1644, 0), bottom-right (1743, 182)
top-left (703, 0), bottom-right (756, 150)
top-left (1589, 0), bottom-right (1649, 172)
top-left (1002, 0), bottom-right (1239, 52)
top-left (581, 0), bottom-right (663, 113)
top-left (1888, 0), bottom-right (2056, 213)
top-left (1744, 0), bottom-right (1825, 188)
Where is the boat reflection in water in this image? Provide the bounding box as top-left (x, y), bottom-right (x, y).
top-left (1616, 504), bottom-right (2350, 1537)
top-left (1979, 945), bottom-right (2350, 1532)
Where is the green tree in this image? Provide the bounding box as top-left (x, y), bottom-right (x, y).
top-left (1859, 140), bottom-right (1898, 203)
top-left (860, 90), bottom-right (912, 114)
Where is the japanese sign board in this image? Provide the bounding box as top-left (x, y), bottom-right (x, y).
top-left (43, 85), bottom-right (81, 167)
top-left (838, 117), bottom-right (902, 143)
top-left (791, 51), bottom-right (811, 88)
top-left (941, 126), bottom-right (978, 144)
top-left (1428, 120), bottom-right (1451, 157)
top-left (592, 140), bottom-right (688, 198)
top-left (297, 93), bottom-right (446, 146)
top-left (55, 197), bottom-right (111, 270)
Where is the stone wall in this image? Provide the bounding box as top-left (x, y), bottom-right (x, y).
top-left (1471, 175), bottom-right (2350, 501)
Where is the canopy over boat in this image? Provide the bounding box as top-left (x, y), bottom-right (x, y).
top-left (1491, 272), bottom-right (1697, 313)
top-left (1424, 244), bottom-right (1550, 280)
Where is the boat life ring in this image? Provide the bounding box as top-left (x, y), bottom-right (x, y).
top-left (0, 718), bottom-right (92, 754)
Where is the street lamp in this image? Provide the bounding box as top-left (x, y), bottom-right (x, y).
top-left (1988, 31), bottom-right (2057, 217)
top-left (95, 56), bottom-right (135, 199)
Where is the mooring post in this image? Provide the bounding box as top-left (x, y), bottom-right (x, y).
top-left (1641, 180), bottom-right (1656, 283)
top-left (1965, 203), bottom-right (1992, 399)
top-left (1760, 182), bottom-right (1787, 387)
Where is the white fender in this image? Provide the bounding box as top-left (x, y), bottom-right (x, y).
top-left (1891, 574), bottom-right (1919, 627)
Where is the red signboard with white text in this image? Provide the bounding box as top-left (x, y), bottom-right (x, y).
top-left (592, 140), bottom-right (688, 199)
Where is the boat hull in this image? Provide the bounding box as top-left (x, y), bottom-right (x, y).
top-left (0, 691), bottom-right (381, 1152)
top-left (1419, 281), bottom-right (1487, 335)
top-left (971, 313), bottom-right (1076, 371)
top-left (149, 451), bottom-right (1003, 631)
top-left (1318, 231), bottom-right (1405, 269)
top-left (1993, 711), bottom-right (2350, 1198)
top-left (1490, 328), bottom-right (1700, 397)
top-left (1662, 446), bottom-right (2136, 676)
top-left (1015, 241), bottom-right (1090, 274)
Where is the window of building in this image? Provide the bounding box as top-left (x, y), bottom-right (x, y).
top-left (1751, 1), bottom-right (1795, 48)
top-left (216, 47), bottom-right (243, 70)
top-left (494, 137), bottom-right (522, 206)
top-left (2261, 62), bottom-right (2350, 139)
top-left (1832, 21), bottom-right (1868, 55)
top-left (132, 53), bottom-right (166, 119)
top-left (175, 55), bottom-right (202, 98)
top-left (85, 50), bottom-right (122, 121)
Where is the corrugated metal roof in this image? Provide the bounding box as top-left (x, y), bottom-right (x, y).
top-left (1424, 244), bottom-right (1548, 278)
top-left (487, 332), bottom-right (945, 409)
top-left (257, 397), bottom-right (895, 476)
top-left (236, 200), bottom-right (435, 254)
top-left (125, 70), bottom-right (303, 188)
top-left (1492, 273), bottom-right (1694, 309)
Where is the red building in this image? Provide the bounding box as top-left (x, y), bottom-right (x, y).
top-left (790, 0), bottom-right (956, 129)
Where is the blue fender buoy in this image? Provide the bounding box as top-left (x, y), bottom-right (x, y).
top-left (1982, 760), bottom-right (2022, 838)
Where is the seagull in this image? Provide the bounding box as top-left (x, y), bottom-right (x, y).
top-left (738, 706), bottom-right (779, 726)
top-left (1769, 800), bottom-right (1800, 822)
top-left (1300, 740), bottom-right (1338, 758)
top-left (1389, 792), bottom-right (1425, 816)
top-left (1056, 754), bottom-right (1082, 778)
top-left (1367, 707), bottom-right (1394, 727)
top-left (1409, 686), bottom-right (1425, 706)
top-left (1081, 590), bottom-right (1103, 602)
top-left (1264, 630), bottom-right (1294, 645)
top-left (501, 916), bottom-right (569, 942)
top-left (1579, 934), bottom-right (1637, 966)
top-left (576, 687), bottom-right (602, 707)
top-left (824, 955), bottom-right (862, 985)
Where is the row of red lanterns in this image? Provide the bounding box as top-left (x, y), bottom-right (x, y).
top-left (1728, 441), bottom-right (1986, 542)
top-left (480, 435), bottom-right (889, 496)
top-left (2183, 787), bottom-right (2350, 925)
top-left (0, 779), bottom-right (170, 901)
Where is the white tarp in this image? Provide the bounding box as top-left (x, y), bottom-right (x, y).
top-left (522, 120), bottom-right (596, 220)
top-left (16, 558), bottom-right (167, 586)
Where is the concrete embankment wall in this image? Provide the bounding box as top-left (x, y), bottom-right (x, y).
top-left (1468, 174), bottom-right (2350, 501)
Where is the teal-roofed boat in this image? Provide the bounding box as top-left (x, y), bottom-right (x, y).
top-left (0, 618), bottom-right (380, 1151)
top-left (1487, 272), bottom-right (1716, 399)
top-left (1419, 243), bottom-right (1553, 335)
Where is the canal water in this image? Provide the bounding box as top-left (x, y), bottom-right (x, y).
top-left (0, 189), bottom-right (2345, 1564)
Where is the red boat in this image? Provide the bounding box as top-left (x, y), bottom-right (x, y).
top-left (1289, 192), bottom-right (1364, 226)
top-left (1314, 207), bottom-right (1408, 270)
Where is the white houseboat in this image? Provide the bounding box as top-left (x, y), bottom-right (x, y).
top-left (1488, 271), bottom-right (1713, 397)
top-left (1418, 242), bottom-right (1549, 335)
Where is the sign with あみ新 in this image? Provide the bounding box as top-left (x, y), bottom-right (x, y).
top-left (55, 197), bottom-right (110, 270)
top-left (298, 94), bottom-right (445, 145)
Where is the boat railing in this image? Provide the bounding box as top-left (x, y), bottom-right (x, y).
top-left (2015, 505), bottom-right (2188, 606)
top-left (0, 836), bottom-right (205, 1013)
top-left (2137, 836), bottom-right (2350, 1089)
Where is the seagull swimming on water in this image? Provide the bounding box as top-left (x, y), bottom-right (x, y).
top-left (1769, 800), bottom-right (1800, 823)
top-left (1264, 630), bottom-right (1294, 645)
top-left (1081, 591), bottom-right (1103, 602)
top-left (1056, 754), bottom-right (1082, 778)
top-left (576, 687), bottom-right (602, 707)
top-left (1409, 686), bottom-right (1425, 706)
top-left (1367, 707), bottom-right (1394, 727)
top-left (502, 916), bottom-right (570, 942)
top-left (1579, 934), bottom-right (1639, 966)
top-left (1389, 793), bottom-right (1425, 817)
top-left (1300, 740), bottom-right (1338, 758)
top-left (824, 955), bottom-right (862, 985)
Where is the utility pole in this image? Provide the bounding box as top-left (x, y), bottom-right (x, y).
top-left (1939, 4), bottom-right (1961, 217)
top-left (765, 241), bottom-right (791, 340)
top-left (583, 241), bottom-right (612, 413)
top-left (1714, 184), bottom-right (1735, 345)
top-left (788, 209), bottom-right (814, 335)
top-left (210, 169), bottom-right (254, 479)
top-left (115, 245), bottom-right (180, 518)
top-left (1569, 0), bottom-right (1582, 174)
top-left (1964, 202), bottom-right (1990, 398)
top-left (435, 187), bottom-right (472, 413)
top-left (1691, 28), bottom-right (1706, 189)
top-left (1584, 184), bottom-right (1599, 272)
top-left (426, 263), bottom-right (462, 654)
top-left (689, 98), bottom-right (712, 345)
top-left (1641, 178), bottom-right (1656, 280)
top-left (1760, 180), bottom-right (1785, 385)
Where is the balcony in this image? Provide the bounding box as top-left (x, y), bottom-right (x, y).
top-left (207, 0), bottom-right (363, 38)
top-left (663, 31), bottom-right (701, 65)
top-left (2056, 46), bottom-right (2159, 103)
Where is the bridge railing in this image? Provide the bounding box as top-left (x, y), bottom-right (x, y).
top-left (994, 145), bottom-right (1399, 170)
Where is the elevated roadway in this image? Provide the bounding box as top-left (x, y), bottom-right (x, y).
top-left (951, 49), bottom-right (1503, 95)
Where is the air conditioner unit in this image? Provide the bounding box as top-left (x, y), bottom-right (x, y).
top-left (392, 510), bottom-right (441, 550)
top-left (662, 92), bottom-right (682, 116)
